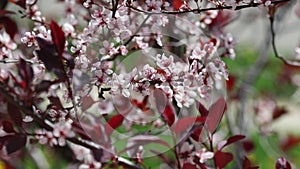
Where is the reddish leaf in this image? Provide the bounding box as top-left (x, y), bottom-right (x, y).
top-left (35, 80), bottom-right (59, 93)
top-left (81, 95), bottom-right (95, 112)
top-left (243, 157), bottom-right (259, 169)
top-left (173, 0), bottom-right (184, 10)
top-left (276, 157), bottom-right (291, 169)
top-left (7, 102), bottom-right (22, 126)
top-left (17, 58), bottom-right (34, 89)
top-left (190, 125), bottom-right (204, 141)
top-left (226, 75), bottom-right (236, 91)
top-left (5, 134), bottom-right (27, 155)
top-left (272, 106), bottom-right (288, 120)
top-left (2, 120), bottom-right (15, 133)
top-left (214, 151), bottom-right (233, 169)
top-left (8, 0), bottom-right (26, 9)
top-left (48, 96), bottom-right (64, 110)
top-left (131, 95), bottom-right (149, 112)
top-left (172, 116), bottom-right (206, 135)
top-left (217, 135), bottom-right (246, 150)
top-left (197, 101), bottom-right (208, 116)
top-left (281, 135), bottom-right (300, 151)
top-left (0, 10), bottom-right (15, 16)
top-left (0, 16), bottom-right (18, 38)
top-left (50, 20), bottom-right (65, 56)
top-left (161, 102), bottom-right (175, 126)
top-left (35, 37), bottom-right (67, 80)
top-left (105, 114), bottom-right (124, 136)
top-left (243, 140), bottom-right (255, 153)
top-left (183, 163), bottom-right (198, 169)
top-left (205, 97), bottom-right (226, 134)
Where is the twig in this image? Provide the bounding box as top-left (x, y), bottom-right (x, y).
top-left (126, 0), bottom-right (290, 15)
top-left (270, 12), bottom-right (300, 66)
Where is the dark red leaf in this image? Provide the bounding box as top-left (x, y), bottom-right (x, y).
top-left (0, 10), bottom-right (15, 16)
top-left (172, 116), bottom-right (206, 135)
top-left (173, 0), bottom-right (184, 10)
top-left (243, 157), bottom-right (259, 169)
top-left (190, 126), bottom-right (203, 141)
top-left (50, 20), bottom-right (65, 56)
top-left (272, 106), bottom-right (288, 120)
top-left (105, 114), bottom-right (124, 136)
top-left (8, 0), bottom-right (26, 9)
top-left (0, 16), bottom-right (18, 38)
top-left (35, 37), bottom-right (67, 80)
top-left (17, 58), bottom-right (34, 89)
top-left (205, 97), bottom-right (226, 134)
top-left (7, 102), bottom-right (22, 126)
top-left (182, 162), bottom-right (198, 169)
top-left (226, 75), bottom-right (236, 91)
top-left (197, 101), bottom-right (208, 116)
top-left (2, 120), bottom-right (15, 133)
top-left (281, 135), bottom-right (300, 151)
top-left (276, 157), bottom-right (291, 169)
top-left (5, 134), bottom-right (27, 155)
top-left (35, 80), bottom-right (59, 93)
top-left (243, 140), bottom-right (255, 153)
top-left (217, 135), bottom-right (245, 150)
top-left (161, 102), bottom-right (175, 126)
top-left (214, 151), bottom-right (233, 169)
top-left (131, 95), bottom-right (149, 112)
top-left (48, 96), bottom-right (64, 110)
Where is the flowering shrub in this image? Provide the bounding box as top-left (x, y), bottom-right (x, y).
top-left (0, 0), bottom-right (299, 168)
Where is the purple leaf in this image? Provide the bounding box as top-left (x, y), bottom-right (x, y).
top-left (205, 97), bottom-right (226, 134)
top-left (217, 135), bottom-right (246, 150)
top-left (197, 101), bottom-right (209, 116)
top-left (35, 80), bottom-right (59, 93)
top-left (8, 0), bottom-right (26, 9)
top-left (35, 37), bottom-right (67, 80)
top-left (276, 157), bottom-right (291, 169)
top-left (50, 20), bottom-right (66, 56)
top-left (243, 157), bottom-right (259, 169)
top-left (5, 134), bottom-right (27, 155)
top-left (172, 116), bottom-right (206, 135)
top-left (2, 121), bottom-right (15, 133)
top-left (162, 102), bottom-right (175, 126)
top-left (48, 96), bottom-right (64, 110)
top-left (214, 151), bottom-right (233, 169)
top-left (17, 58), bottom-right (34, 89)
top-left (0, 10), bottom-right (15, 16)
top-left (0, 16), bottom-right (18, 38)
top-left (182, 163), bottom-right (198, 169)
top-left (7, 102), bottom-right (22, 126)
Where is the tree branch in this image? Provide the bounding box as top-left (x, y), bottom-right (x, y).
top-left (126, 0), bottom-right (290, 15)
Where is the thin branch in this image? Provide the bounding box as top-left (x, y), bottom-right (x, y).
top-left (126, 0), bottom-right (290, 15)
top-left (270, 13), bottom-right (300, 66)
